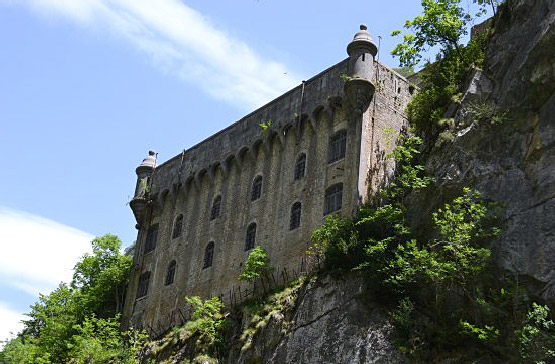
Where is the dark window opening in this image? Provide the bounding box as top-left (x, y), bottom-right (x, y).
top-left (328, 130), bottom-right (347, 163)
top-left (144, 224), bottom-right (158, 253)
top-left (210, 195), bottom-right (221, 220)
top-left (172, 214), bottom-right (183, 239)
top-left (251, 176), bottom-right (262, 201)
top-left (136, 271), bottom-right (150, 299)
top-left (294, 154), bottom-right (306, 180)
top-left (165, 260), bottom-right (176, 286)
top-left (203, 242), bottom-right (214, 269)
top-left (290, 202), bottom-right (302, 230)
top-left (245, 223), bottom-right (257, 251)
top-left (324, 184), bottom-right (343, 215)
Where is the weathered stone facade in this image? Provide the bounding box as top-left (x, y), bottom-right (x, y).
top-left (122, 26), bottom-right (412, 331)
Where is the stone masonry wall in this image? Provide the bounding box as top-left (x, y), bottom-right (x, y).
top-left (123, 58), bottom-right (412, 333)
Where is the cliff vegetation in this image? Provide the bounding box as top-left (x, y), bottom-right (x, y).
top-left (2, 0), bottom-right (555, 363)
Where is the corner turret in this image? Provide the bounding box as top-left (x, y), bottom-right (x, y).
top-left (130, 150), bottom-right (156, 227)
top-left (344, 24), bottom-right (378, 114)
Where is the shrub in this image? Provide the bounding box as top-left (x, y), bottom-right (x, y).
top-left (239, 246), bottom-right (274, 283)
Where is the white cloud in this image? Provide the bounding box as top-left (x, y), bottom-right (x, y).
top-left (0, 207), bottom-right (93, 298)
top-left (10, 0), bottom-right (300, 110)
top-left (0, 302), bottom-right (25, 344)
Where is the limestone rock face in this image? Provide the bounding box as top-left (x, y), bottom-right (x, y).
top-left (413, 0), bottom-right (555, 303)
top-left (231, 275), bottom-right (407, 364)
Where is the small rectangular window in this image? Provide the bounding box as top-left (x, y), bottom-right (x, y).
top-left (324, 184), bottom-right (343, 215)
top-left (203, 242), bottom-right (215, 269)
top-left (172, 215), bottom-right (183, 239)
top-left (328, 130), bottom-right (347, 164)
top-left (210, 196), bottom-right (221, 220)
top-left (251, 176), bottom-right (262, 201)
top-left (136, 272), bottom-right (150, 299)
top-left (165, 261), bottom-right (176, 286)
top-left (245, 223), bottom-right (257, 251)
top-left (144, 224), bottom-right (158, 254)
top-left (294, 154), bottom-right (306, 180)
top-left (290, 202), bottom-right (302, 230)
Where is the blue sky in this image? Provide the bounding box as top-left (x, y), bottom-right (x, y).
top-left (0, 0), bottom-right (489, 342)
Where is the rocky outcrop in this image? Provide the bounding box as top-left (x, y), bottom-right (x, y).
top-left (412, 0), bottom-right (555, 303)
top-left (230, 274), bottom-right (407, 364)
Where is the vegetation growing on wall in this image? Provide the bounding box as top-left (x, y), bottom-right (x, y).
top-left (239, 277), bottom-right (307, 352)
top-left (143, 296), bottom-right (228, 364)
top-left (239, 246), bottom-right (274, 285)
top-left (309, 131), bottom-right (555, 361)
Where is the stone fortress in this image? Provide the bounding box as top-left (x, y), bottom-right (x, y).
top-left (122, 25), bottom-right (413, 332)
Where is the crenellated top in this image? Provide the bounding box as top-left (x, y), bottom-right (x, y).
top-left (129, 59), bottom-right (412, 217)
top-left (141, 57), bottom-right (351, 207)
top-left (130, 23), bottom-right (414, 223)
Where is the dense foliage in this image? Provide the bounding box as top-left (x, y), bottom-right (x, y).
top-left (143, 296), bottom-right (228, 364)
top-left (391, 0), bottom-right (501, 138)
top-left (239, 246), bottom-right (274, 284)
top-left (310, 134), bottom-right (554, 361)
top-left (0, 234), bottom-right (141, 364)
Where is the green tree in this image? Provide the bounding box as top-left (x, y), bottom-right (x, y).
top-left (391, 0), bottom-right (500, 68)
top-left (68, 315), bottom-right (146, 364)
top-left (72, 234), bottom-right (132, 314)
top-left (185, 296), bottom-right (227, 353)
top-left (391, 0), bottom-right (498, 136)
top-left (21, 283), bottom-right (81, 362)
top-left (392, 0), bottom-right (470, 67)
top-left (392, 66), bottom-right (415, 78)
top-left (517, 303), bottom-right (555, 363)
top-left (1, 234), bottom-right (138, 363)
top-left (239, 246), bottom-right (274, 283)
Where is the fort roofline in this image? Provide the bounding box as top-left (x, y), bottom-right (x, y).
top-left (155, 57), bottom-right (351, 171)
top-left (154, 57), bottom-right (410, 173)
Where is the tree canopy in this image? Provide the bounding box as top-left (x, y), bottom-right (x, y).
top-left (1, 234), bottom-right (139, 364)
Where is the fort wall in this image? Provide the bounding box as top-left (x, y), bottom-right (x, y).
top-left (123, 27), bottom-right (413, 332)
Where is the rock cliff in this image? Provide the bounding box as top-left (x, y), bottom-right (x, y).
top-left (229, 275), bottom-right (406, 364)
top-left (413, 0), bottom-right (555, 304)
top-left (234, 1), bottom-right (555, 361)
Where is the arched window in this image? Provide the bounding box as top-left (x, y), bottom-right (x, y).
top-left (136, 271), bottom-right (151, 299)
top-left (144, 224), bottom-right (158, 254)
top-left (172, 214), bottom-right (183, 239)
top-left (165, 260), bottom-right (176, 286)
top-left (203, 242), bottom-right (215, 269)
top-left (251, 176), bottom-right (262, 201)
top-left (324, 184), bottom-right (343, 215)
top-left (210, 195), bottom-right (221, 220)
top-left (328, 130), bottom-right (347, 163)
top-left (294, 153), bottom-right (306, 180)
top-left (245, 223), bottom-right (257, 251)
top-left (290, 202), bottom-right (302, 230)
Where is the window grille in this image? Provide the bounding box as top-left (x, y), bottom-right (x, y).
top-left (251, 176), bottom-right (262, 201)
top-left (290, 202), bottom-right (302, 230)
top-left (165, 261), bottom-right (176, 285)
top-left (203, 242), bottom-right (214, 269)
top-left (172, 215), bottom-right (183, 239)
top-left (328, 130), bottom-right (347, 163)
top-left (144, 225), bottom-right (158, 253)
top-left (294, 154), bottom-right (306, 180)
top-left (210, 196), bottom-right (221, 220)
top-left (324, 184), bottom-right (343, 215)
top-left (136, 272), bottom-right (150, 299)
top-left (245, 223), bottom-right (257, 251)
